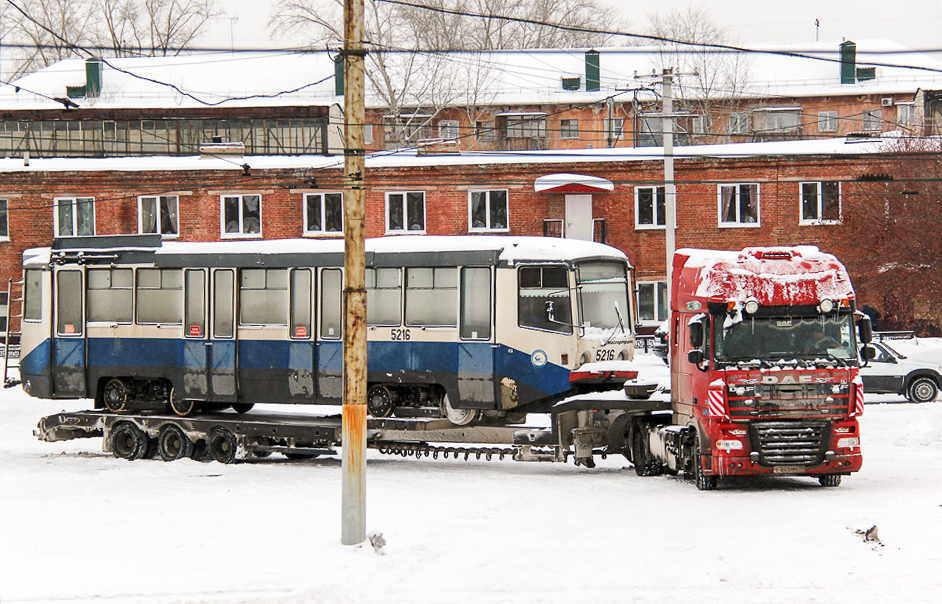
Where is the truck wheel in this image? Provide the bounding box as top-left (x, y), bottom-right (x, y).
top-left (443, 393), bottom-right (478, 426)
top-left (102, 378), bottom-right (129, 412)
top-left (157, 424), bottom-right (194, 461)
top-left (694, 439), bottom-right (717, 491)
top-left (231, 403), bottom-right (254, 414)
top-left (632, 429), bottom-right (662, 477)
top-left (110, 422), bottom-right (149, 461)
top-left (818, 474), bottom-right (842, 487)
top-left (908, 377), bottom-right (938, 403)
top-left (208, 427), bottom-right (238, 464)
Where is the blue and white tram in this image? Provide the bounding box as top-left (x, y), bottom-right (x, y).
top-left (19, 234), bottom-right (638, 424)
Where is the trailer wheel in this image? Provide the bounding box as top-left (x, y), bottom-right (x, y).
top-left (231, 403), bottom-right (255, 414)
top-left (818, 474), bottom-right (842, 487)
top-left (102, 378), bottom-right (129, 413)
top-left (443, 393), bottom-right (479, 426)
top-left (208, 427), bottom-right (238, 464)
top-left (157, 424), bottom-right (194, 461)
top-left (110, 422), bottom-right (149, 461)
top-left (694, 439), bottom-right (717, 491)
top-left (632, 429), bottom-right (662, 477)
top-left (908, 377), bottom-right (938, 403)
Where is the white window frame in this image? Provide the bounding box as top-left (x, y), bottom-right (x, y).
top-left (54, 196), bottom-right (96, 237)
top-left (468, 189), bottom-right (509, 232)
top-left (0, 198), bottom-right (8, 241)
top-left (364, 123), bottom-right (374, 145)
top-left (220, 194), bottom-right (262, 239)
top-left (897, 103), bottom-right (915, 127)
top-left (303, 192), bottom-right (344, 236)
top-left (559, 119), bottom-right (579, 139)
top-left (634, 186), bottom-right (666, 230)
top-left (476, 121), bottom-right (495, 142)
top-left (604, 117), bottom-right (624, 141)
top-left (637, 281), bottom-right (668, 324)
top-left (438, 120), bottom-right (460, 139)
top-left (385, 191), bottom-right (426, 234)
top-left (863, 109), bottom-right (883, 132)
top-left (799, 181), bottom-right (842, 225)
top-left (818, 111), bottom-right (838, 133)
top-left (717, 183), bottom-right (760, 228)
top-left (138, 195), bottom-right (179, 238)
top-left (729, 112), bottom-right (751, 134)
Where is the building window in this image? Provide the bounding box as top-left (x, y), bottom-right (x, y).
top-left (139, 195), bottom-right (179, 237)
top-left (55, 197), bottom-right (95, 236)
top-left (729, 112), bottom-right (751, 135)
top-left (800, 181), bottom-right (841, 224)
top-left (0, 198), bottom-right (7, 240)
top-left (559, 119), bottom-right (579, 139)
top-left (364, 123), bottom-right (374, 145)
top-left (438, 120), bottom-right (460, 139)
top-left (386, 191), bottom-right (425, 233)
top-left (475, 121), bottom-right (495, 142)
top-left (635, 186), bottom-right (665, 229)
top-left (637, 281), bottom-right (668, 323)
top-left (605, 118), bottom-right (624, 142)
top-left (505, 116), bottom-right (547, 138)
top-left (304, 192), bottom-right (343, 235)
top-left (755, 108), bottom-right (801, 134)
top-left (638, 115), bottom-right (662, 147)
top-left (897, 103), bottom-right (915, 127)
top-left (863, 109), bottom-right (883, 132)
top-left (718, 184), bottom-right (760, 226)
top-left (469, 190), bottom-right (508, 231)
top-left (221, 194), bottom-right (261, 237)
top-left (818, 111), bottom-right (838, 133)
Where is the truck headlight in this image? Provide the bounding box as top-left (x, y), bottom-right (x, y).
top-left (837, 437), bottom-right (859, 449)
top-left (715, 439), bottom-right (744, 451)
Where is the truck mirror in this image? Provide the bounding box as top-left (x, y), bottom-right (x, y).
top-left (859, 316), bottom-right (873, 343)
top-left (689, 322), bottom-right (703, 348)
top-left (688, 349), bottom-right (704, 365)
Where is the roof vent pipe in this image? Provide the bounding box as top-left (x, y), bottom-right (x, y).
top-left (585, 50), bottom-right (600, 92)
top-left (840, 40), bottom-right (856, 85)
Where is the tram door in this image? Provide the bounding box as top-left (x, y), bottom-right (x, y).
top-left (182, 269), bottom-right (237, 401)
top-left (52, 268), bottom-right (87, 397)
top-left (456, 267), bottom-right (496, 408)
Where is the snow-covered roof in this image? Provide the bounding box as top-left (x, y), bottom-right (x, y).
top-left (2, 39), bottom-right (941, 111)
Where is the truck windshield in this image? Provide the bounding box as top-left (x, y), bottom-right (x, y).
top-left (714, 314), bottom-right (857, 363)
top-left (576, 261), bottom-right (631, 338)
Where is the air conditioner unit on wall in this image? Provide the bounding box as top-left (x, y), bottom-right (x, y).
top-left (881, 97), bottom-right (894, 107)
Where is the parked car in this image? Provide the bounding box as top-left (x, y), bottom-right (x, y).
top-left (860, 341), bottom-right (942, 403)
top-left (653, 320), bottom-right (669, 364)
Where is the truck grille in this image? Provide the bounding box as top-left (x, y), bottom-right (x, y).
top-left (750, 421), bottom-right (828, 467)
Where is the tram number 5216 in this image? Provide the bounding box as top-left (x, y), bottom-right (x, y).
top-left (595, 349), bottom-right (616, 362)
top-left (391, 329), bottom-right (412, 341)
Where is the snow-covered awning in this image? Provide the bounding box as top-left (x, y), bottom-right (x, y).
top-left (534, 173), bottom-right (615, 193)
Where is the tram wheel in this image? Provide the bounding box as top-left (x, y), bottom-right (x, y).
top-left (102, 378), bottom-right (129, 413)
top-left (170, 395), bottom-right (197, 417)
top-left (231, 403), bottom-right (255, 414)
top-left (157, 424), bottom-right (194, 461)
top-left (367, 385), bottom-right (394, 418)
top-left (208, 427), bottom-right (238, 464)
top-left (110, 422), bottom-right (149, 461)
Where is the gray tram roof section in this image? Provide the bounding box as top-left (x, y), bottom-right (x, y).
top-left (2, 40), bottom-right (942, 111)
top-left (27, 235), bottom-right (630, 269)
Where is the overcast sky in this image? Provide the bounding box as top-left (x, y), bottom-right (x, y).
top-left (204, 0), bottom-right (942, 51)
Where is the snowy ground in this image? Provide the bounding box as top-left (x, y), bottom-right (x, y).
top-left (2, 342), bottom-right (942, 603)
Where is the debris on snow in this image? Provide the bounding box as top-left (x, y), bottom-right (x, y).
top-left (369, 531), bottom-right (387, 555)
top-left (856, 525), bottom-right (883, 546)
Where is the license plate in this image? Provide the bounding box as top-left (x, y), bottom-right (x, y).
top-left (773, 465), bottom-right (806, 474)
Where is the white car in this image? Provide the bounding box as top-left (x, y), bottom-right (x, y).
top-left (860, 341), bottom-right (942, 403)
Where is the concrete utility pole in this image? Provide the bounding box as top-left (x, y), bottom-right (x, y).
top-left (341, 0), bottom-right (368, 546)
top-left (662, 69), bottom-right (676, 313)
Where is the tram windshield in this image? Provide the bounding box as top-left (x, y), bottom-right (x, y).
top-left (576, 261), bottom-right (631, 338)
top-left (714, 314), bottom-right (857, 363)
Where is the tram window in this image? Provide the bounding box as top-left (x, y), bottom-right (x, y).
top-left (87, 268), bottom-right (132, 323)
top-left (24, 269), bottom-right (42, 321)
top-left (240, 269), bottom-right (288, 325)
top-left (290, 269), bottom-right (312, 338)
top-left (460, 267), bottom-right (491, 340)
top-left (321, 268), bottom-right (342, 339)
top-left (518, 266), bottom-right (572, 334)
top-left (184, 270), bottom-right (205, 337)
top-left (56, 271), bottom-right (83, 336)
top-left (366, 267), bottom-right (401, 326)
top-left (213, 270), bottom-right (235, 338)
top-left (137, 268), bottom-right (183, 324)
top-left (406, 267), bottom-right (457, 327)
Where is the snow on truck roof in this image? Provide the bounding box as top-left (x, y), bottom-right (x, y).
top-left (23, 235), bottom-right (629, 267)
top-left (675, 246), bottom-right (855, 307)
